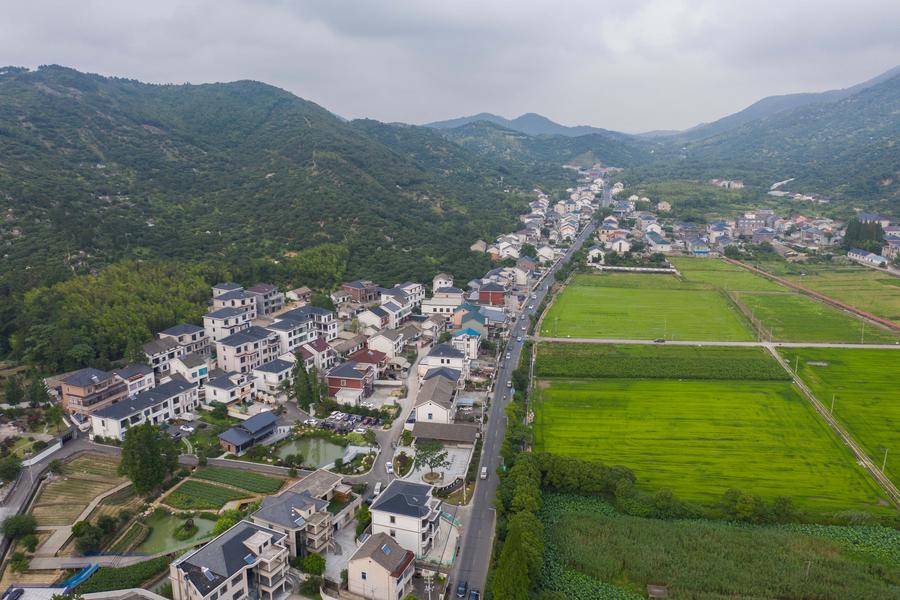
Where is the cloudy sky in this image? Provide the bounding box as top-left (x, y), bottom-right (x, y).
top-left (2, 0), bottom-right (898, 132)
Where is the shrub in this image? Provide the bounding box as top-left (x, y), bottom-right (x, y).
top-left (2, 514), bottom-right (37, 538)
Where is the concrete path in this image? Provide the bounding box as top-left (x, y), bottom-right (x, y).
top-left (36, 480), bottom-right (132, 557)
top-left (531, 336), bottom-right (900, 349)
top-left (28, 548), bottom-right (171, 570)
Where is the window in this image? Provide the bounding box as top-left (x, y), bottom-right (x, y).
top-left (360, 572), bottom-right (367, 581)
top-left (389, 516), bottom-right (396, 524)
top-left (231, 576), bottom-right (242, 587)
top-left (389, 529), bottom-right (396, 537)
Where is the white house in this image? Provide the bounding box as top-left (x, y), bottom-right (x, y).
top-left (169, 352), bottom-right (212, 387)
top-left (216, 326), bottom-right (282, 374)
top-left (367, 330), bottom-right (405, 359)
top-left (91, 377), bottom-right (198, 441)
top-left (537, 245), bottom-right (555, 263)
top-left (417, 344), bottom-right (467, 381)
top-left (203, 307), bottom-right (252, 342)
top-left (204, 371), bottom-right (255, 406)
top-left (421, 286), bottom-right (465, 317)
top-left (432, 272), bottom-right (454, 292)
top-left (414, 372), bottom-right (457, 424)
top-left (347, 532), bottom-right (415, 600)
top-left (450, 328), bottom-right (480, 360)
top-left (253, 358), bottom-right (294, 403)
top-left (358, 307), bottom-right (389, 331)
top-left (370, 481), bottom-right (442, 558)
top-left (111, 364), bottom-right (156, 398)
top-left (608, 237), bottom-right (632, 253)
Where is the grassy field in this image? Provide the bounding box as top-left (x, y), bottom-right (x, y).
top-left (753, 260), bottom-right (900, 323)
top-left (163, 480), bottom-right (249, 510)
top-left (535, 343), bottom-right (789, 380)
top-left (671, 256), bottom-right (786, 292)
top-left (541, 273), bottom-right (753, 341)
top-left (194, 467), bottom-right (284, 493)
top-left (736, 292), bottom-right (899, 343)
top-left (541, 493), bottom-right (900, 600)
top-left (532, 378), bottom-right (888, 512)
top-left (31, 454), bottom-right (125, 526)
top-left (779, 347), bottom-right (900, 483)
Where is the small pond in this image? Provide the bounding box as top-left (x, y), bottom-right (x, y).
top-left (276, 437), bottom-right (347, 467)
top-left (135, 512), bottom-right (216, 554)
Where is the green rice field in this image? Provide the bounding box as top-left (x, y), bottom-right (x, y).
top-left (778, 347), bottom-right (900, 483)
top-left (736, 292), bottom-right (899, 343)
top-left (541, 273), bottom-right (753, 341)
top-left (164, 480), bottom-right (249, 510)
top-left (670, 256), bottom-right (785, 292)
top-left (533, 378), bottom-right (889, 512)
top-left (194, 467), bottom-right (284, 493)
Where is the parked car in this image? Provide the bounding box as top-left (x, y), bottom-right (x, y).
top-left (385, 461), bottom-right (394, 475)
top-left (480, 466), bottom-right (488, 480)
top-left (456, 581), bottom-right (468, 598)
top-left (517, 336), bottom-right (523, 342)
top-left (353, 427), bottom-right (366, 434)
top-left (373, 482), bottom-right (382, 497)
top-left (469, 591), bottom-right (480, 600)
top-left (505, 352), bottom-right (511, 359)
top-left (6, 589), bottom-right (24, 600)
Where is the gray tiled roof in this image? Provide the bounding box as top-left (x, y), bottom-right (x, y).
top-left (252, 490), bottom-right (326, 529)
top-left (160, 323), bottom-right (204, 337)
top-left (350, 532), bottom-right (414, 577)
top-left (205, 307), bottom-right (248, 319)
top-left (427, 344), bottom-right (464, 359)
top-left (370, 480), bottom-right (434, 518)
top-left (63, 367), bottom-right (114, 387)
top-left (218, 326), bottom-right (274, 347)
top-left (143, 337), bottom-right (181, 355)
top-left (94, 377), bottom-right (194, 420)
top-left (254, 358), bottom-right (293, 374)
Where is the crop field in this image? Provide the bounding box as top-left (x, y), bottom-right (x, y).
top-left (532, 378), bottom-right (888, 511)
top-left (779, 347), bottom-right (900, 483)
top-left (194, 467), bottom-right (284, 493)
top-left (541, 274), bottom-right (753, 341)
top-left (163, 480), bottom-right (248, 510)
top-left (540, 493), bottom-right (900, 600)
top-left (31, 454), bottom-right (125, 526)
top-left (670, 257), bottom-right (786, 292)
top-left (535, 343), bottom-right (789, 380)
top-left (736, 292), bottom-right (899, 343)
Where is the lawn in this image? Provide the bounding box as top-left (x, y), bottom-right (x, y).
top-left (540, 493), bottom-right (900, 600)
top-left (541, 274), bottom-right (753, 341)
top-left (535, 343), bottom-right (789, 381)
top-left (778, 347), bottom-right (900, 483)
top-left (670, 256), bottom-right (786, 292)
top-left (736, 292), bottom-right (900, 343)
top-left (163, 480), bottom-right (249, 510)
top-left (532, 378), bottom-right (888, 512)
top-left (194, 467), bottom-right (284, 493)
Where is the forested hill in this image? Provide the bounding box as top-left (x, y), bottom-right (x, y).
top-left (0, 65), bottom-right (571, 359)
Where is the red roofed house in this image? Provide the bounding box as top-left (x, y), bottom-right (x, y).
top-left (478, 282), bottom-right (506, 306)
top-left (347, 348), bottom-right (389, 378)
top-left (327, 362), bottom-right (375, 405)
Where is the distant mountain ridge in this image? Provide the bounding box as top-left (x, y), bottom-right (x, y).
top-left (426, 112), bottom-right (620, 138)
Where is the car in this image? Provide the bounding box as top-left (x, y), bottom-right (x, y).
top-left (521, 324), bottom-right (527, 330)
top-left (480, 466), bottom-right (488, 480)
top-left (373, 482), bottom-right (383, 497)
top-left (531, 293), bottom-right (536, 299)
top-left (304, 418), bottom-right (318, 426)
top-left (456, 581), bottom-right (468, 598)
top-left (385, 461), bottom-right (394, 474)
top-left (330, 410), bottom-right (341, 417)
top-left (505, 352), bottom-right (511, 359)
top-left (529, 304), bottom-right (534, 309)
top-left (654, 338), bottom-right (666, 343)
top-left (6, 589), bottom-right (24, 600)
top-left (517, 336), bottom-right (523, 342)
top-left (469, 591), bottom-right (481, 600)
top-left (506, 380), bottom-right (512, 388)
top-left (353, 427), bottom-right (366, 434)
top-left (179, 425), bottom-right (195, 433)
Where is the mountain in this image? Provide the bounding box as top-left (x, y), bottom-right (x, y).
top-left (0, 65), bottom-right (553, 354)
top-left (663, 64), bottom-right (900, 141)
top-left (426, 112), bottom-right (618, 137)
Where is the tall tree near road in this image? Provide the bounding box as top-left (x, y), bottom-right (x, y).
top-left (413, 440), bottom-right (450, 478)
top-left (118, 423), bottom-right (179, 494)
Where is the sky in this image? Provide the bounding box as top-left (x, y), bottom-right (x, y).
top-left (1, 0), bottom-right (899, 133)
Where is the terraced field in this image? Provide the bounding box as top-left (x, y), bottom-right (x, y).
top-left (31, 454), bottom-right (125, 526)
top-left (532, 378), bottom-right (889, 512)
top-left (779, 347), bottom-right (900, 483)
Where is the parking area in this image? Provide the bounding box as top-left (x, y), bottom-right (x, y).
top-left (407, 446), bottom-right (472, 484)
top-left (312, 411), bottom-right (384, 434)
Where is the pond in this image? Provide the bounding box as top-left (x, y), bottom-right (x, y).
top-left (276, 437), bottom-right (347, 467)
top-left (135, 512), bottom-right (216, 554)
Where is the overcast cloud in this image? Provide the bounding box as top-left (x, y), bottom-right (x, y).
top-left (1, 0), bottom-right (898, 132)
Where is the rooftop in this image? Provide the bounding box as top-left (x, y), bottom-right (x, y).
top-left (94, 377), bottom-right (195, 420)
top-left (253, 358), bottom-right (293, 374)
top-left (63, 367), bottom-right (115, 387)
top-left (218, 326), bottom-right (274, 347)
top-left (160, 323), bottom-right (204, 337)
top-left (349, 532), bottom-right (414, 577)
top-left (370, 480), bottom-right (436, 518)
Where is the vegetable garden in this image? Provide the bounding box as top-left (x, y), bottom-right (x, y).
top-left (163, 480), bottom-right (248, 510)
top-left (193, 467), bottom-right (284, 493)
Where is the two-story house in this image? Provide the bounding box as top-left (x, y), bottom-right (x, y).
top-left (297, 337), bottom-right (338, 372)
top-left (421, 286), bottom-right (465, 317)
top-left (367, 330), bottom-right (404, 359)
top-left (203, 307), bottom-right (252, 342)
top-left (111, 364), bottom-right (156, 398)
top-left (169, 353), bottom-right (212, 387)
top-left (326, 362), bottom-right (375, 405)
top-left (158, 324), bottom-right (210, 357)
top-left (218, 411), bottom-right (278, 454)
top-left (357, 307), bottom-right (389, 332)
top-left (346, 349), bottom-right (389, 379)
top-left (252, 359), bottom-right (294, 403)
top-left (343, 280), bottom-right (381, 304)
top-left (169, 520), bottom-right (289, 600)
top-left (370, 481), bottom-right (442, 558)
top-left (417, 344), bottom-right (467, 382)
top-left (90, 377), bottom-right (198, 441)
top-left (347, 532), bottom-right (415, 600)
top-left (60, 368), bottom-right (129, 417)
top-left (216, 326), bottom-right (282, 374)
top-left (413, 372), bottom-right (457, 424)
top-left (432, 273), bottom-right (453, 292)
top-left (204, 371), bottom-right (255, 407)
top-left (143, 337), bottom-right (186, 379)
top-left (246, 283), bottom-right (285, 317)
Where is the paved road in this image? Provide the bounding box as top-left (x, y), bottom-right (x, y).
top-left (452, 205), bottom-right (599, 594)
top-left (531, 337), bottom-right (900, 349)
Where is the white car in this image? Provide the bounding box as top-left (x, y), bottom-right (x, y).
top-left (517, 336), bottom-right (523, 342)
top-left (505, 352), bottom-right (511, 359)
top-left (179, 425), bottom-right (195, 433)
top-left (385, 461), bottom-right (394, 475)
top-left (521, 324), bottom-right (527, 330)
top-left (304, 418), bottom-right (318, 426)
top-left (353, 427), bottom-right (367, 434)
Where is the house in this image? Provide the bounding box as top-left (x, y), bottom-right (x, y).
top-left (586, 245), bottom-right (605, 264)
top-left (211, 282), bottom-right (243, 298)
top-left (246, 284), bottom-right (285, 317)
top-left (298, 337), bottom-right (338, 372)
top-left (262, 318), bottom-right (309, 355)
top-left (470, 239), bottom-right (487, 253)
top-left (516, 255), bottom-right (538, 273)
top-left (370, 480), bottom-right (442, 558)
top-left (432, 272), bottom-right (454, 292)
top-left (608, 237), bottom-right (631, 253)
top-left (159, 324), bottom-right (210, 357)
top-left (421, 287), bottom-right (465, 316)
top-left (203, 307), bottom-right (252, 342)
top-left (752, 227), bottom-right (776, 244)
top-left (143, 337), bottom-right (185, 379)
top-left (379, 301), bottom-right (409, 330)
top-left (330, 289), bottom-right (352, 305)
top-left (278, 306), bottom-right (339, 342)
top-left (394, 282), bottom-right (426, 307)
top-left (358, 306), bottom-right (389, 331)
top-left (417, 344), bottom-right (467, 381)
top-left (327, 362), bottom-right (375, 405)
top-left (330, 333), bottom-right (368, 358)
top-left (285, 286), bottom-right (313, 304)
top-left (250, 470), bottom-right (345, 557)
top-left (451, 328), bottom-right (480, 360)
top-left (169, 520), bottom-right (289, 600)
top-left (414, 372), bottom-right (457, 424)
top-left (347, 532), bottom-right (415, 600)
top-left (218, 411), bottom-right (278, 454)
top-left (216, 326), bottom-right (282, 374)
top-left (645, 232), bottom-right (672, 253)
top-left (212, 289), bottom-right (258, 320)
top-left (478, 282), bottom-right (506, 306)
top-left (346, 349), bottom-right (389, 379)
top-left (253, 359), bottom-right (294, 403)
top-left (856, 212), bottom-right (891, 228)
top-left (111, 364), bottom-right (155, 398)
top-left (847, 248), bottom-right (889, 267)
top-left (60, 367), bottom-right (129, 417)
top-left (367, 330), bottom-right (405, 359)
top-left (420, 315), bottom-right (446, 341)
top-left (90, 377), bottom-right (198, 441)
top-left (204, 371), bottom-right (254, 406)
top-left (343, 280), bottom-right (381, 304)
top-left (169, 352), bottom-right (212, 387)
top-left (882, 235), bottom-right (900, 259)
top-left (685, 235), bottom-right (711, 255)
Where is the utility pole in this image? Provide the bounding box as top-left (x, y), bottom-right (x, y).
top-left (794, 356), bottom-right (799, 373)
top-left (861, 321), bottom-right (865, 344)
top-left (883, 448), bottom-right (889, 473)
top-left (830, 394), bottom-right (836, 414)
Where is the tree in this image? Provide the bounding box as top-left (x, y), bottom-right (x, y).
top-left (520, 243), bottom-right (537, 258)
top-left (118, 424), bottom-right (178, 494)
top-left (26, 378), bottom-right (49, 407)
top-left (293, 358), bottom-right (313, 409)
top-left (413, 440), bottom-right (450, 477)
top-left (491, 527), bottom-right (530, 600)
top-left (300, 553), bottom-right (326, 576)
top-left (1, 514), bottom-right (37, 538)
top-left (4, 376), bottom-right (24, 406)
top-left (213, 509), bottom-right (241, 535)
top-left (9, 551), bottom-right (29, 573)
top-left (210, 402), bottom-right (229, 421)
top-left (44, 404), bottom-right (65, 434)
top-left (0, 456), bottom-right (22, 482)
top-left (72, 521), bottom-right (103, 553)
top-left (309, 367), bottom-right (321, 405)
top-left (355, 504), bottom-right (371, 536)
